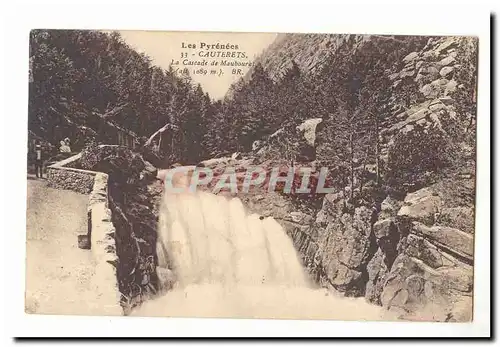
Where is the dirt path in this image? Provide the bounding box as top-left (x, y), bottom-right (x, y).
top-left (25, 176), bottom-right (106, 315)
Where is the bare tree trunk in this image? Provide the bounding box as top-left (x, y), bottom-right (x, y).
top-left (360, 163), bottom-right (366, 194)
top-left (375, 112), bottom-right (380, 186)
top-left (349, 132), bottom-right (354, 202)
top-left (465, 112), bottom-right (474, 134)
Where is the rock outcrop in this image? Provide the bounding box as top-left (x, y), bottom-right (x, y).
top-left (230, 169), bottom-right (474, 321)
top-left (380, 36), bottom-right (476, 162)
top-left (374, 185), bottom-right (473, 321)
top-left (250, 34), bottom-right (371, 81)
top-left (296, 118), bottom-right (323, 147)
top-left (253, 118), bottom-right (324, 162)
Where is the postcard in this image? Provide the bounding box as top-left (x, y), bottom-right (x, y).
top-left (26, 29), bottom-right (478, 323)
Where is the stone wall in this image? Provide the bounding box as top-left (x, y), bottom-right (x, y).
top-left (47, 154), bottom-right (95, 194)
top-left (87, 172), bottom-right (122, 315)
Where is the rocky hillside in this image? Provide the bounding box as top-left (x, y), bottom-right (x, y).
top-left (250, 34), bottom-right (366, 80)
top-left (209, 34), bottom-right (478, 322)
top-left (251, 34), bottom-right (422, 81)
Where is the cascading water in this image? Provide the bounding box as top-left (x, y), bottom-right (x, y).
top-left (132, 179), bottom-right (390, 320)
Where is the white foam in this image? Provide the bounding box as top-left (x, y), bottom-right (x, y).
top-left (134, 187), bottom-right (389, 320)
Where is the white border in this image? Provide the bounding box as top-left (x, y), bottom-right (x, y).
top-left (2, 0), bottom-right (492, 339)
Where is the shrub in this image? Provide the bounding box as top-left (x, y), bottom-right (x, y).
top-left (386, 124), bottom-right (455, 192)
top-left (80, 144), bottom-right (145, 185)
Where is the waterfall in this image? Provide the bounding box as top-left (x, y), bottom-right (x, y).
top-left (132, 184), bottom-right (389, 321)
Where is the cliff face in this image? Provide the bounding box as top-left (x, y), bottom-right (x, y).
top-left (225, 33), bottom-right (477, 321)
top-left (251, 34), bottom-right (367, 80)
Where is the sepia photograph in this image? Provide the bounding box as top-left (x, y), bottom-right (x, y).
top-left (24, 28), bottom-right (479, 325)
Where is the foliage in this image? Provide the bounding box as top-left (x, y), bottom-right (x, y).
top-left (80, 144), bottom-right (145, 184)
top-left (29, 30), bottom-right (212, 164)
top-left (386, 124), bottom-right (456, 192)
top-left (31, 31), bottom-right (477, 200)
top-left (452, 37), bottom-right (478, 148)
top-left (80, 143), bottom-right (162, 311)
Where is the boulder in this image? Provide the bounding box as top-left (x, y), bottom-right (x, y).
top-left (438, 54), bottom-right (457, 67)
top-left (317, 205), bottom-right (374, 294)
top-left (296, 118), bottom-right (323, 147)
top-left (252, 140), bottom-right (263, 151)
top-left (439, 96), bottom-right (454, 105)
top-left (440, 66), bottom-right (454, 78)
top-left (403, 52), bottom-right (419, 63)
top-left (411, 222), bottom-right (474, 262)
top-left (433, 266), bottom-right (473, 293)
top-left (401, 124), bottom-right (414, 134)
top-left (139, 159), bottom-right (158, 182)
top-left (397, 187), bottom-right (443, 225)
top-left (422, 50), bottom-right (435, 59)
top-left (231, 152), bottom-right (242, 160)
top-left (380, 259), bottom-right (410, 308)
top-left (444, 79), bottom-right (458, 94)
top-left (429, 102), bottom-right (446, 112)
top-left (429, 112), bottom-right (445, 132)
top-left (314, 191), bottom-right (345, 227)
top-left (285, 211), bottom-right (314, 225)
top-left (400, 69), bottom-right (415, 78)
top-left (337, 208), bottom-right (373, 268)
top-left (431, 78), bottom-right (450, 87)
top-left (380, 253), bottom-right (472, 321)
top-left (414, 73), bottom-right (426, 84)
top-left (373, 218), bottom-right (397, 240)
top-left (199, 157), bottom-right (231, 168)
top-left (418, 65), bottom-right (440, 79)
top-left (365, 248), bottom-right (389, 304)
top-left (325, 262), bottom-right (363, 292)
top-left (404, 234), bottom-right (453, 269)
top-left (379, 196), bottom-right (404, 219)
top-left (437, 206), bottom-right (475, 234)
top-left (389, 72), bottom-right (400, 81)
top-left (435, 38), bottom-right (459, 56)
top-left (420, 83), bottom-right (440, 99)
top-left (392, 106), bottom-right (430, 130)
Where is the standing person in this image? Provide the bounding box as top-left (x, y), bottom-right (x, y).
top-left (34, 143), bottom-right (43, 178)
top-left (64, 137), bottom-right (72, 152)
top-left (59, 140), bottom-right (71, 153)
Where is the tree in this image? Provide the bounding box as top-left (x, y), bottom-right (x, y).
top-left (29, 29), bottom-right (213, 166)
top-left (453, 37), bottom-right (478, 142)
top-left (386, 124), bottom-right (455, 192)
top-left (357, 60), bottom-right (392, 188)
